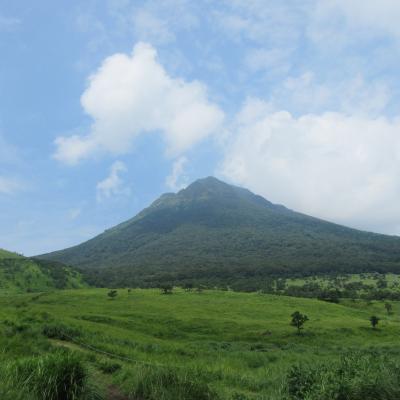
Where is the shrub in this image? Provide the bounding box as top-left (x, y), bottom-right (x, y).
top-left (108, 290), bottom-right (118, 300)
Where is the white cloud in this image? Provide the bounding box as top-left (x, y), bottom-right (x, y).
top-left (217, 0), bottom-right (400, 45)
top-left (110, 0), bottom-right (199, 45)
top-left (0, 176), bottom-right (22, 195)
top-left (133, 9), bottom-right (175, 44)
top-left (313, 0), bottom-right (400, 39)
top-left (216, 0), bottom-right (307, 45)
top-left (54, 42), bottom-right (224, 165)
top-left (220, 99), bottom-right (400, 234)
top-left (271, 73), bottom-right (390, 116)
top-left (165, 156), bottom-right (188, 191)
top-left (96, 161), bottom-right (129, 202)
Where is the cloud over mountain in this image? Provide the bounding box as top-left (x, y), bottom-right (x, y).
top-left (220, 99), bottom-right (400, 234)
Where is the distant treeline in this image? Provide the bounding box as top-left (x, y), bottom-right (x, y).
top-left (79, 264), bottom-right (400, 300)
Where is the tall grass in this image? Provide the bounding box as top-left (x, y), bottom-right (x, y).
top-left (285, 351), bottom-right (400, 400)
top-left (0, 349), bottom-right (101, 400)
top-left (119, 365), bottom-right (219, 400)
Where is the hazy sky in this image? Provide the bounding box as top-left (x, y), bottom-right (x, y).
top-left (1, 0), bottom-right (400, 255)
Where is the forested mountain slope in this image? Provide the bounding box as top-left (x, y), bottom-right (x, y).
top-left (39, 177), bottom-right (400, 288)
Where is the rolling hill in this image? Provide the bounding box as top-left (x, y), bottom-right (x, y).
top-left (39, 177), bottom-right (400, 288)
top-left (0, 248), bottom-right (86, 292)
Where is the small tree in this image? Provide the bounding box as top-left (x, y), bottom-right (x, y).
top-left (370, 315), bottom-right (380, 329)
top-left (160, 284), bottom-right (173, 295)
top-left (108, 289), bottom-right (118, 300)
top-left (291, 311), bottom-right (309, 335)
top-left (384, 302), bottom-right (392, 315)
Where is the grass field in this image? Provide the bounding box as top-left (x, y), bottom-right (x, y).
top-left (1, 288), bottom-right (400, 399)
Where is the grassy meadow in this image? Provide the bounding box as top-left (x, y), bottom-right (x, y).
top-left (1, 287), bottom-right (400, 399)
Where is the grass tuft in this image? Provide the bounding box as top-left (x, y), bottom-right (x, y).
top-left (0, 349), bottom-right (102, 400)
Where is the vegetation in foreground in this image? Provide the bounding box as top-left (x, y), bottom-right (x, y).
top-left (1, 288), bottom-right (400, 399)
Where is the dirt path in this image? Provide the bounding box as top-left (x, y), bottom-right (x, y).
top-left (50, 339), bottom-right (130, 399)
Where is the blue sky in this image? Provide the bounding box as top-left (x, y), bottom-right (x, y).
top-left (1, 0), bottom-right (400, 255)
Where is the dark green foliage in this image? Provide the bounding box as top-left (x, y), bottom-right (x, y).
top-left (376, 278), bottom-right (388, 289)
top-left (183, 282), bottom-right (194, 291)
top-left (107, 289), bottom-right (118, 299)
top-left (160, 284), bottom-right (173, 294)
top-left (0, 350), bottom-right (99, 400)
top-left (370, 315), bottom-right (380, 329)
top-left (39, 177), bottom-right (400, 289)
top-left (280, 274), bottom-right (400, 301)
top-left (384, 302), bottom-right (392, 314)
top-left (123, 366), bottom-right (219, 400)
top-left (286, 352), bottom-right (400, 400)
top-left (290, 311), bottom-right (309, 334)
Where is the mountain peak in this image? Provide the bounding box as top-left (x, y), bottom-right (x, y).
top-left (181, 176), bottom-right (232, 192)
top-left (178, 176), bottom-right (280, 211)
top-left (189, 176), bottom-right (226, 186)
top-left (180, 176), bottom-right (236, 196)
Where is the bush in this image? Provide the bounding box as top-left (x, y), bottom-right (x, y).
top-left (124, 365), bottom-right (218, 400)
top-left (285, 352), bottom-right (400, 400)
top-left (1, 350), bottom-right (101, 400)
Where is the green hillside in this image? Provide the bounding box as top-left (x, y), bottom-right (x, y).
top-left (0, 248), bottom-right (23, 259)
top-left (39, 177), bottom-right (400, 288)
top-left (0, 248), bottom-right (87, 292)
top-left (1, 288), bottom-right (400, 399)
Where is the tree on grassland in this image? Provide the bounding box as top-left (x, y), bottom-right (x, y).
top-left (291, 311), bottom-right (309, 335)
top-left (370, 315), bottom-right (380, 329)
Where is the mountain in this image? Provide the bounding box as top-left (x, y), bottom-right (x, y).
top-left (0, 248), bottom-right (87, 292)
top-left (39, 177), bottom-right (400, 289)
